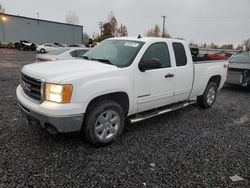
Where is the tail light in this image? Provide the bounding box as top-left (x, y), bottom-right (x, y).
top-left (34, 58), bottom-right (51, 62)
top-left (224, 64), bottom-right (229, 76)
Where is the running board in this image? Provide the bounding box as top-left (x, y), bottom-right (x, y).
top-left (129, 101), bottom-right (195, 123)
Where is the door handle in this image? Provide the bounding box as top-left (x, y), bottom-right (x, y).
top-left (165, 73), bottom-right (174, 78)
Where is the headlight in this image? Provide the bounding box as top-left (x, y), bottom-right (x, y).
top-left (45, 83), bottom-right (72, 103)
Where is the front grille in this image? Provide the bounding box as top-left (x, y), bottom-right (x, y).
top-left (21, 72), bottom-right (42, 102)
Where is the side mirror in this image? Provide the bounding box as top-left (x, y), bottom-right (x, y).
top-left (138, 58), bottom-right (162, 72)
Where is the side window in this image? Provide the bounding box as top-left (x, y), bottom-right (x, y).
top-left (75, 50), bottom-right (88, 57)
top-left (70, 51), bottom-right (77, 57)
top-left (172, 42), bottom-right (187, 67)
top-left (142, 42), bottom-right (171, 68)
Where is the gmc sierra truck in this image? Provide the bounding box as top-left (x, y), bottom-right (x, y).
top-left (17, 37), bottom-right (228, 146)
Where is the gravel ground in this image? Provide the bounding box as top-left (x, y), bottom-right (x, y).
top-left (0, 49), bottom-right (249, 187)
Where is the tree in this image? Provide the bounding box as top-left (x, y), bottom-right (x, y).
top-left (220, 44), bottom-right (234, 50)
top-left (102, 22), bottom-right (113, 39)
top-left (146, 25), bottom-right (170, 38)
top-left (83, 32), bottom-right (89, 44)
top-left (65, 11), bottom-right (79, 25)
top-left (153, 25), bottom-right (161, 37)
top-left (243, 38), bottom-right (250, 51)
top-left (117, 24), bottom-right (128, 37)
top-left (99, 13), bottom-right (128, 41)
top-left (107, 11), bottom-right (114, 22)
top-left (236, 45), bottom-right (244, 51)
top-left (110, 16), bottom-right (118, 37)
top-left (210, 42), bottom-right (219, 49)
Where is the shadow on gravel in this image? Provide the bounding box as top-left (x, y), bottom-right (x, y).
top-left (223, 84), bottom-right (250, 93)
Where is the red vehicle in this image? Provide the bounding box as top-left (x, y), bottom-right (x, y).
top-left (207, 51), bottom-right (233, 60)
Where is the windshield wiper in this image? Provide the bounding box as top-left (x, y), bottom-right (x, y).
top-left (90, 58), bottom-right (114, 66)
top-left (82, 56), bottom-right (89, 60)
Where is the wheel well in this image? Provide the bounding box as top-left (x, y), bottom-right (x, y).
top-left (86, 92), bottom-right (129, 115)
top-left (208, 75), bottom-right (221, 87)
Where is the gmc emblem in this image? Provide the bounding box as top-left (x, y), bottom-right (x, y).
top-left (21, 80), bottom-right (31, 92)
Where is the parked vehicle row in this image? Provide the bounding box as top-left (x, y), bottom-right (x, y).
top-left (7, 40), bottom-right (88, 52)
top-left (17, 40), bottom-right (36, 51)
top-left (17, 37), bottom-right (229, 146)
top-left (34, 47), bottom-right (89, 62)
top-left (206, 51), bottom-right (233, 60)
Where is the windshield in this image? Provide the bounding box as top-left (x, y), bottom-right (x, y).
top-left (83, 39), bottom-right (144, 67)
top-left (230, 52), bottom-right (250, 63)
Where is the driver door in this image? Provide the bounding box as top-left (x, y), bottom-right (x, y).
top-left (134, 42), bottom-right (176, 113)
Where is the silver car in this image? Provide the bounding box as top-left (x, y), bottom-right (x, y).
top-left (34, 47), bottom-right (89, 63)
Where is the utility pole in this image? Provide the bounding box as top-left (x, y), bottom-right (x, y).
top-left (98, 22), bottom-right (103, 37)
top-left (1, 13), bottom-right (6, 42)
top-left (161, 16), bottom-right (166, 37)
top-left (37, 12), bottom-right (40, 24)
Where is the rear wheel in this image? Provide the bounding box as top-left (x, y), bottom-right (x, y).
top-left (82, 100), bottom-right (125, 146)
top-left (197, 82), bottom-right (218, 108)
top-left (40, 48), bottom-right (46, 53)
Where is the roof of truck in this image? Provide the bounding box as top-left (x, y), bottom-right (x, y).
top-left (108, 37), bottom-right (187, 44)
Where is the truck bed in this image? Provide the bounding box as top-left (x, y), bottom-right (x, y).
top-left (190, 59), bottom-right (228, 98)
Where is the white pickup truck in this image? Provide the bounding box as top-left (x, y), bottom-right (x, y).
top-left (17, 37), bottom-right (228, 146)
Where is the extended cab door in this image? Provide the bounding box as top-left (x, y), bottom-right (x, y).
top-left (134, 42), bottom-right (176, 113)
top-left (172, 42), bottom-right (193, 101)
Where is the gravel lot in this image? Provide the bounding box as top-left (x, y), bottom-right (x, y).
top-left (0, 49), bottom-right (249, 187)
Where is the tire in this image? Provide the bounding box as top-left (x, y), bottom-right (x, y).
top-left (197, 82), bottom-right (218, 108)
top-left (82, 100), bottom-right (125, 146)
top-left (40, 49), bottom-right (46, 53)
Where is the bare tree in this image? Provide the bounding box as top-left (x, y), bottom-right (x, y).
top-left (65, 11), bottom-right (79, 25)
top-left (107, 11), bottom-right (114, 22)
top-left (146, 25), bottom-right (161, 37)
top-left (83, 32), bottom-right (89, 44)
top-left (243, 38), bottom-right (250, 51)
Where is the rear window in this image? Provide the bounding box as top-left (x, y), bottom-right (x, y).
top-left (70, 49), bottom-right (88, 57)
top-left (172, 42), bottom-right (187, 67)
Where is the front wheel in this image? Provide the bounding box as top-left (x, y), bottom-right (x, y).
top-left (82, 100), bottom-right (125, 146)
top-left (197, 82), bottom-right (218, 108)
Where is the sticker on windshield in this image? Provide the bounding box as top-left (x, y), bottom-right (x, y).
top-left (124, 42), bottom-right (139, 48)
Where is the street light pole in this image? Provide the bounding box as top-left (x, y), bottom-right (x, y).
top-left (161, 15), bottom-right (166, 37)
top-left (0, 13), bottom-right (6, 42)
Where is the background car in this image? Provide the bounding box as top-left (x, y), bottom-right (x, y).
top-left (206, 51), bottom-right (233, 60)
top-left (54, 42), bottom-right (68, 47)
top-left (69, 44), bottom-right (86, 48)
top-left (34, 47), bottom-right (89, 62)
top-left (18, 40), bottom-right (36, 51)
top-left (36, 43), bottom-right (59, 53)
top-left (226, 52), bottom-right (250, 87)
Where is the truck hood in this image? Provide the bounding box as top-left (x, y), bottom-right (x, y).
top-left (229, 62), bottom-right (250, 70)
top-left (22, 59), bottom-right (118, 83)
